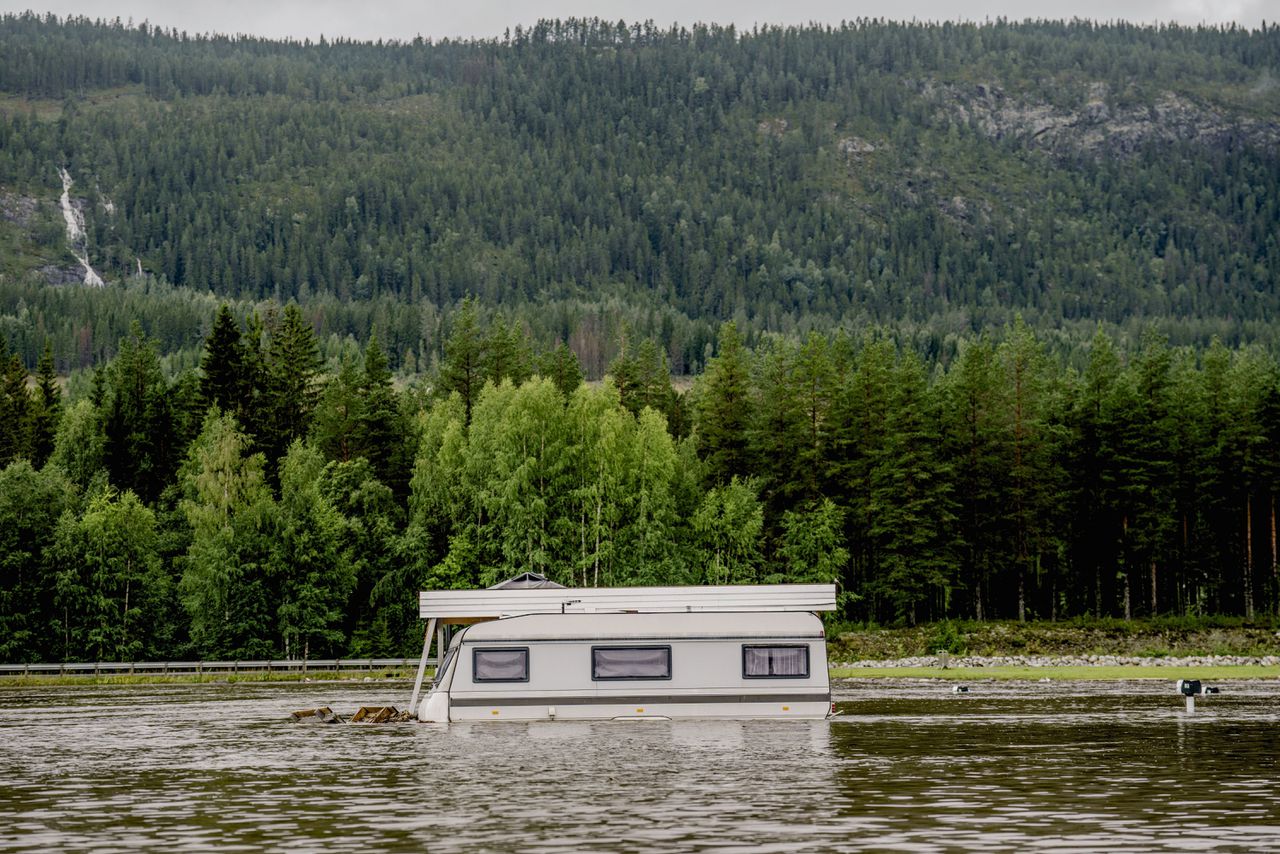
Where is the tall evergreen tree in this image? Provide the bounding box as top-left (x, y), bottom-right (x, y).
top-left (695, 322), bottom-right (752, 485)
top-left (0, 346), bottom-right (31, 467)
top-left (100, 323), bottom-right (177, 502)
top-left (30, 340), bottom-right (60, 468)
top-left (355, 334), bottom-right (407, 497)
top-left (539, 341), bottom-right (585, 399)
top-left (199, 305), bottom-right (248, 416)
top-left (438, 297), bottom-right (486, 424)
top-left (261, 304), bottom-right (323, 472)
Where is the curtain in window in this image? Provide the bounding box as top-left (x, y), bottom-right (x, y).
top-left (474, 649), bottom-right (528, 681)
top-left (593, 647), bottom-right (670, 679)
top-left (745, 646), bottom-right (809, 677)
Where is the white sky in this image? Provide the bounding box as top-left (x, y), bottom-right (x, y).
top-left (0, 0), bottom-right (1270, 41)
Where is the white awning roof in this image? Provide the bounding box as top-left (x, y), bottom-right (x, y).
top-left (460, 611), bottom-right (825, 641)
top-left (418, 583), bottom-right (836, 623)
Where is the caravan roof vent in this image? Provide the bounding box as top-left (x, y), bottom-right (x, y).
top-left (488, 572), bottom-right (566, 590)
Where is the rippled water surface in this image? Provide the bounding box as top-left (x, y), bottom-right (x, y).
top-left (2, 678), bottom-right (1278, 851)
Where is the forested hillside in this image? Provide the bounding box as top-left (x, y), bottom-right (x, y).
top-left (0, 16), bottom-right (1278, 661)
top-left (1, 15), bottom-right (1278, 372)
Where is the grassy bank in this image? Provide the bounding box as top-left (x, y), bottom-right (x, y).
top-left (829, 617), bottom-right (1280, 662)
top-left (832, 665), bottom-right (1280, 680)
top-left (0, 668), bottom-right (419, 687)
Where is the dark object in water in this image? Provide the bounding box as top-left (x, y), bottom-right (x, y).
top-left (952, 685), bottom-right (970, 694)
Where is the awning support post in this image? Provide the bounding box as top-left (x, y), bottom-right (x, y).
top-left (408, 617), bottom-right (437, 717)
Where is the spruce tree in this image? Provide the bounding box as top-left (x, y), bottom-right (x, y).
top-left (262, 304), bottom-right (323, 472)
top-left (695, 322), bottom-right (751, 485)
top-left (0, 347), bottom-right (31, 467)
top-left (438, 297), bottom-right (485, 424)
top-left (539, 341), bottom-right (584, 399)
top-left (356, 334), bottom-right (407, 496)
top-left (30, 340), bottom-right (61, 468)
top-left (199, 305), bottom-right (248, 416)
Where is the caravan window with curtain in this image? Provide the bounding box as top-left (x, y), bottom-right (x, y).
top-left (591, 646), bottom-right (672, 680)
top-left (742, 645), bottom-right (810, 678)
top-left (472, 648), bottom-right (529, 682)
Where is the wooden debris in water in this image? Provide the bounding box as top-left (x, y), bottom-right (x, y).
top-left (350, 705), bottom-right (412, 723)
top-left (290, 706), bottom-right (341, 723)
top-left (289, 705), bottom-right (414, 723)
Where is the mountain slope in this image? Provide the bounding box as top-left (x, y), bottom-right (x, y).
top-left (0, 15), bottom-right (1278, 368)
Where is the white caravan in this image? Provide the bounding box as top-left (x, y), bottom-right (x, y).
top-left (408, 581), bottom-right (836, 722)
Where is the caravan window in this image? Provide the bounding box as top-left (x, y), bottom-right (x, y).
top-left (472, 648), bottom-right (529, 682)
top-left (743, 645), bottom-right (810, 679)
top-left (592, 646), bottom-right (672, 680)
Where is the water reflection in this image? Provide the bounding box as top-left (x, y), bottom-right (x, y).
top-left (0, 679), bottom-right (1277, 851)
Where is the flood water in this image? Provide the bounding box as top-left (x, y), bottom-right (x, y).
top-left (2, 678), bottom-right (1277, 851)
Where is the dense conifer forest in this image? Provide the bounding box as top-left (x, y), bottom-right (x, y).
top-left (0, 15), bottom-right (1278, 660)
top-left (1, 305), bottom-right (1278, 661)
top-left (0, 14), bottom-right (1278, 370)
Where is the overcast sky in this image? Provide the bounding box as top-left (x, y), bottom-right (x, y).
top-left (0, 0), bottom-right (1270, 41)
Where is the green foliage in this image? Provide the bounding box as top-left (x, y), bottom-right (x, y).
top-left (0, 460), bottom-right (76, 662)
top-left (693, 477), bottom-right (765, 585)
top-left (3, 302), bottom-right (1280, 659)
top-left (178, 411), bottom-right (278, 658)
top-left (52, 487), bottom-right (169, 661)
top-left (276, 442), bottom-right (353, 659)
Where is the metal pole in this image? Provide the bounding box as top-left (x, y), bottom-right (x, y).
top-left (1186, 694), bottom-right (1195, 714)
top-left (408, 618), bottom-right (437, 717)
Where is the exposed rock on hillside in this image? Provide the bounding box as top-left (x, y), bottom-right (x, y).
top-left (0, 192), bottom-right (38, 227)
top-left (934, 81), bottom-right (1280, 154)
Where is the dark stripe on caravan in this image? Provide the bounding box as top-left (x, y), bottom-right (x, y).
top-left (450, 693), bottom-right (831, 707)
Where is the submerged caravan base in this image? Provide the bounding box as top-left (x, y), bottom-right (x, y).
top-left (409, 582), bottom-right (836, 722)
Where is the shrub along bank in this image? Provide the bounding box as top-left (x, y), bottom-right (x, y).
top-left (829, 617), bottom-right (1280, 662)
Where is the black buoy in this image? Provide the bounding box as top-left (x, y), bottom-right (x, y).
top-left (952, 685), bottom-right (969, 694)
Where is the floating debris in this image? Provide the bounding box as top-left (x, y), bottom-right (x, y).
top-left (289, 705), bottom-right (413, 724)
top-left (290, 707), bottom-right (341, 723)
top-left (350, 706), bottom-right (413, 723)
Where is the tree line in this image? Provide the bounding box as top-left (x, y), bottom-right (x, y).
top-left (1, 305), bottom-right (1277, 663)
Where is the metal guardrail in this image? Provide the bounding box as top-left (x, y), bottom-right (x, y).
top-left (0, 658), bottom-right (432, 676)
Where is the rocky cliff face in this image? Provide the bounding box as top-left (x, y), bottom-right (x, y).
top-left (931, 81), bottom-right (1280, 155)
